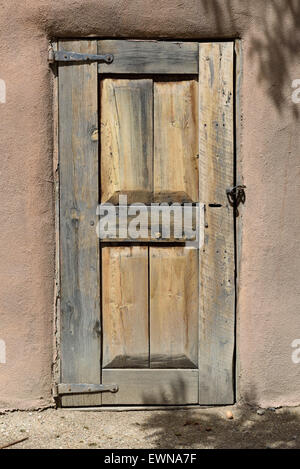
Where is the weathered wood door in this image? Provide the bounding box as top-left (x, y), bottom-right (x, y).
top-left (58, 40), bottom-right (235, 407)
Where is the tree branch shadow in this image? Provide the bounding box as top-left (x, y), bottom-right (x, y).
top-left (139, 380), bottom-right (300, 449)
top-left (201, 0), bottom-right (300, 118)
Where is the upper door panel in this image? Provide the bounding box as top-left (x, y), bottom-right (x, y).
top-left (100, 79), bottom-right (199, 204)
top-left (99, 39), bottom-right (199, 206)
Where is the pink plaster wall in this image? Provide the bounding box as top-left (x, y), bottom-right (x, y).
top-left (0, 0), bottom-right (299, 409)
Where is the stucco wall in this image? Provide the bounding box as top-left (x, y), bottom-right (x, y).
top-left (0, 0), bottom-right (299, 409)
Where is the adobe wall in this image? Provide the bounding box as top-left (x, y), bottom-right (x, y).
top-left (0, 0), bottom-right (299, 409)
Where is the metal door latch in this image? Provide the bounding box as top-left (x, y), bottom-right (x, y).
top-left (226, 185), bottom-right (246, 216)
top-left (48, 48), bottom-right (114, 64)
top-left (53, 383), bottom-right (119, 397)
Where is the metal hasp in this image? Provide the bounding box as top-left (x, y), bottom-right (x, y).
top-left (56, 383), bottom-right (119, 396)
top-left (226, 184), bottom-right (246, 216)
top-left (48, 48), bottom-right (114, 64)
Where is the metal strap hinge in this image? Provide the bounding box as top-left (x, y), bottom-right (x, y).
top-left (48, 48), bottom-right (114, 64)
top-left (54, 383), bottom-right (119, 396)
top-left (226, 184), bottom-right (246, 216)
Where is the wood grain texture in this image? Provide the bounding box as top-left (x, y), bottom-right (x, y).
top-left (102, 246), bottom-right (149, 368)
top-left (198, 42), bottom-right (234, 206)
top-left (154, 80), bottom-right (199, 203)
top-left (98, 40), bottom-right (198, 74)
top-left (150, 247), bottom-right (199, 368)
top-left (234, 40), bottom-right (244, 395)
top-left (100, 78), bottom-right (153, 204)
top-left (61, 392), bottom-right (102, 408)
top-left (59, 40), bottom-right (101, 407)
top-left (198, 42), bottom-right (235, 404)
top-left (102, 369), bottom-right (199, 405)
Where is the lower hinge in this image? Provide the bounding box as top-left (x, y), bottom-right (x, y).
top-left (54, 383), bottom-right (118, 396)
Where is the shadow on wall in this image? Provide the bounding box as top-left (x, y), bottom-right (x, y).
top-left (140, 380), bottom-right (300, 448)
top-left (25, 0), bottom-right (300, 117)
top-left (201, 0), bottom-right (300, 118)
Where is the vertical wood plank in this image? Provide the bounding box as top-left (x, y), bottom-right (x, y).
top-left (100, 78), bottom-right (153, 204)
top-left (150, 247), bottom-right (199, 368)
top-left (198, 42), bottom-right (235, 404)
top-left (59, 40), bottom-right (101, 405)
top-left (154, 80), bottom-right (199, 203)
top-left (234, 39), bottom-right (244, 399)
top-left (102, 246), bottom-right (149, 368)
top-left (52, 40), bottom-right (61, 388)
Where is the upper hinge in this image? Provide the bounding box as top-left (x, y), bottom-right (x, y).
top-left (48, 47), bottom-right (114, 65)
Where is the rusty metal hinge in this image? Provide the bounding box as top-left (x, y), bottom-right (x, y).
top-left (54, 383), bottom-right (118, 396)
top-left (48, 48), bottom-right (114, 64)
top-left (226, 185), bottom-right (246, 216)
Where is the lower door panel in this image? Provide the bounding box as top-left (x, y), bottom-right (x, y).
top-left (102, 369), bottom-right (199, 405)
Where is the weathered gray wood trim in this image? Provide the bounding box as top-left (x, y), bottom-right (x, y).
top-left (98, 40), bottom-right (198, 74)
top-left (234, 39), bottom-right (244, 403)
top-left (59, 40), bottom-right (101, 406)
top-left (52, 40), bottom-right (61, 391)
top-left (198, 42), bottom-right (235, 405)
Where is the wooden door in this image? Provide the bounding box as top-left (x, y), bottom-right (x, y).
top-left (58, 40), bottom-right (235, 406)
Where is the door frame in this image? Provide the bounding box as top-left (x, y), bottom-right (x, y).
top-left (52, 38), bottom-right (243, 408)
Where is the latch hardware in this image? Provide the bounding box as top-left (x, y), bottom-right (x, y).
top-left (226, 185), bottom-right (246, 216)
top-left (55, 383), bottom-right (118, 396)
top-left (48, 48), bottom-right (114, 64)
